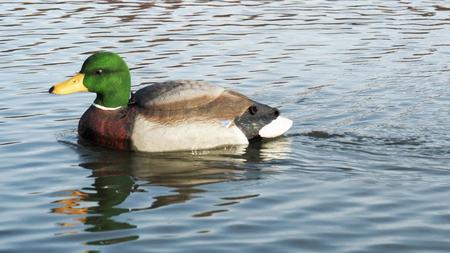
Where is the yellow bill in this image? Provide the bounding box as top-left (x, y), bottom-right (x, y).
top-left (49, 73), bottom-right (88, 94)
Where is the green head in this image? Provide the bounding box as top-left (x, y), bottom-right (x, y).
top-left (50, 51), bottom-right (131, 108)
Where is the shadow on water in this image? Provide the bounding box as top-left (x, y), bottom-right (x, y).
top-left (51, 137), bottom-right (291, 245)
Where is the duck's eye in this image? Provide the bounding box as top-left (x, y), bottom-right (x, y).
top-left (94, 69), bottom-right (103, 76)
top-left (249, 105), bottom-right (258, 115)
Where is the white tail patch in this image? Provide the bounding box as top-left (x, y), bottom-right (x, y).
top-left (258, 116), bottom-right (293, 138)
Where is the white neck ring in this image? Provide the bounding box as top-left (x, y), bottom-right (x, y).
top-left (93, 103), bottom-right (122, 111)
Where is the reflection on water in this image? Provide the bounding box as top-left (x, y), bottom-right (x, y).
top-left (51, 138), bottom-right (290, 245)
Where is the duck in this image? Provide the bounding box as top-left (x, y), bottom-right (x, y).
top-left (49, 52), bottom-right (292, 152)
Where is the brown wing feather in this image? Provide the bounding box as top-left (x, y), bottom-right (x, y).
top-left (133, 81), bottom-right (253, 124)
top-left (134, 80), bottom-right (225, 110)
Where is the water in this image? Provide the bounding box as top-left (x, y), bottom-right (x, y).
top-left (1, 1), bottom-right (450, 252)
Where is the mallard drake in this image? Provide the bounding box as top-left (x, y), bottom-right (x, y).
top-left (49, 52), bottom-right (292, 152)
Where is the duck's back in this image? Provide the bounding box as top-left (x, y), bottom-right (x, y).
top-left (133, 80), bottom-right (225, 111)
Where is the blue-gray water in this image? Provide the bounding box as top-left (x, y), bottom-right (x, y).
top-left (1, 1), bottom-right (450, 252)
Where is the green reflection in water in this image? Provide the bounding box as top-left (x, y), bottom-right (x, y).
top-left (86, 235), bottom-right (140, 246)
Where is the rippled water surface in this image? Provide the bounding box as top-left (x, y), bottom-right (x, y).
top-left (2, 1), bottom-right (450, 252)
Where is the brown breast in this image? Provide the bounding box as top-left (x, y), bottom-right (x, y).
top-left (78, 105), bottom-right (135, 151)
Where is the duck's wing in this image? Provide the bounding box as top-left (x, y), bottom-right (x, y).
top-left (132, 80), bottom-right (253, 122)
top-left (133, 80), bottom-right (226, 111)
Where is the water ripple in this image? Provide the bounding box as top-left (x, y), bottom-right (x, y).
top-left (1, 1), bottom-right (450, 253)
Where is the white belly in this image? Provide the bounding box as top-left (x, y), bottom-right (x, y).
top-left (131, 115), bottom-right (249, 152)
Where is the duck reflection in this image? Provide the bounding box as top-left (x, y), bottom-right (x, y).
top-left (52, 138), bottom-right (291, 242)
top-left (52, 174), bottom-right (137, 232)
